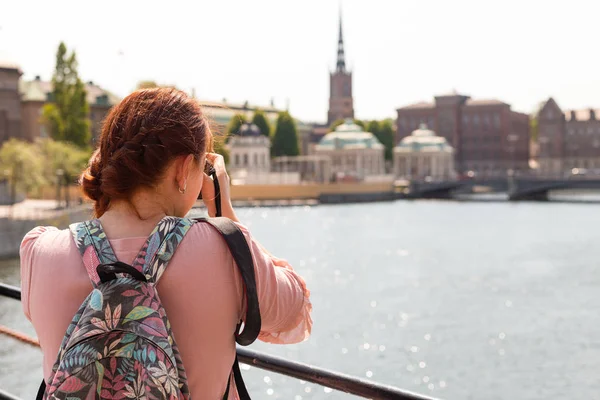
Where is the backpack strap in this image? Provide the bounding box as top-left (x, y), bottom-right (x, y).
top-left (195, 217), bottom-right (261, 346)
top-left (195, 217), bottom-right (260, 400)
top-left (130, 216), bottom-right (195, 283)
top-left (70, 219), bottom-right (119, 287)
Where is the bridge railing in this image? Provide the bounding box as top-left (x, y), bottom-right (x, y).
top-left (0, 282), bottom-right (438, 400)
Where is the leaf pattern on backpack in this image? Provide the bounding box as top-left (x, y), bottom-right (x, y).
top-left (42, 217), bottom-right (196, 399)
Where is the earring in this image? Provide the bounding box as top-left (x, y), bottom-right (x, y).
top-left (178, 182), bottom-right (187, 194)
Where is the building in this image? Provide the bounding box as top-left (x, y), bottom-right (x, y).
top-left (537, 98), bottom-right (600, 175)
top-left (0, 62), bottom-right (23, 143)
top-left (19, 76), bottom-right (119, 144)
top-left (393, 124), bottom-right (456, 181)
top-left (200, 100), bottom-right (314, 156)
top-left (327, 14), bottom-right (354, 125)
top-left (228, 123), bottom-right (271, 173)
top-left (307, 12), bottom-right (356, 154)
top-left (227, 123), bottom-right (301, 184)
top-left (396, 92), bottom-right (530, 176)
top-left (201, 100), bottom-right (281, 131)
top-left (315, 119), bottom-right (385, 180)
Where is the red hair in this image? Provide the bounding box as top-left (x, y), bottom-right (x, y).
top-left (81, 88), bottom-right (211, 217)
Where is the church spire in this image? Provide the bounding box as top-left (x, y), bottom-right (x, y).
top-left (336, 10), bottom-right (346, 73)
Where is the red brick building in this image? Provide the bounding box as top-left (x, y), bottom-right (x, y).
top-left (0, 62), bottom-right (23, 143)
top-left (537, 98), bottom-right (600, 175)
top-left (19, 76), bottom-right (119, 144)
top-left (396, 92), bottom-right (530, 176)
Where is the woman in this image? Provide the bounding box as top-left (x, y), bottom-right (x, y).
top-left (20, 88), bottom-right (312, 399)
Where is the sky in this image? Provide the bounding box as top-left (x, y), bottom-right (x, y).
top-left (1, 0), bottom-right (599, 123)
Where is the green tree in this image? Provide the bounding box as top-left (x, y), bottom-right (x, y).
top-left (36, 138), bottom-right (91, 206)
top-left (375, 119), bottom-right (395, 161)
top-left (212, 135), bottom-right (230, 166)
top-left (252, 109), bottom-right (271, 137)
top-left (271, 111), bottom-right (300, 157)
top-left (329, 118), bottom-right (366, 132)
top-left (227, 113), bottom-right (248, 136)
top-left (530, 117), bottom-right (538, 143)
top-left (42, 42), bottom-right (91, 148)
top-left (366, 120), bottom-right (381, 137)
top-left (36, 138), bottom-right (90, 184)
top-left (0, 139), bottom-right (46, 204)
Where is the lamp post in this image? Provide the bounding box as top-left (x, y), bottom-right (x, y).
top-left (56, 169), bottom-right (64, 209)
top-left (507, 134), bottom-right (519, 177)
top-left (538, 137), bottom-right (549, 177)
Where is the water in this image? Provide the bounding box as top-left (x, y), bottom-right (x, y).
top-left (1, 201), bottom-right (600, 400)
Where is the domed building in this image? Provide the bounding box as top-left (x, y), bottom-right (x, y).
top-left (393, 124), bottom-right (456, 180)
top-left (228, 123), bottom-right (270, 173)
top-left (315, 119), bottom-right (385, 180)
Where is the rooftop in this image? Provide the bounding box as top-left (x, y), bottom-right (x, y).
top-left (316, 120), bottom-right (384, 151)
top-left (565, 108), bottom-right (600, 122)
top-left (398, 93), bottom-right (510, 111)
top-left (19, 77), bottom-right (120, 106)
top-left (395, 124), bottom-right (454, 153)
top-left (0, 61), bottom-right (21, 73)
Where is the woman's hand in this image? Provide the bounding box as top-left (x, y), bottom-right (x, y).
top-left (201, 153), bottom-right (239, 222)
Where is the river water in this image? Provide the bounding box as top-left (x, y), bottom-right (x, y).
top-left (1, 201), bottom-right (599, 399)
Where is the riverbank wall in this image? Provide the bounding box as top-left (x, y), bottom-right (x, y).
top-left (0, 205), bottom-right (93, 259)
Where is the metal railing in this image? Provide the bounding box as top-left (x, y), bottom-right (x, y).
top-left (0, 282), bottom-right (438, 400)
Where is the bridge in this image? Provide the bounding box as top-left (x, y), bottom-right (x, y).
top-left (400, 176), bottom-right (600, 201)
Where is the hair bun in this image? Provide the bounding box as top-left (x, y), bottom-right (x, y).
top-left (80, 150), bottom-right (103, 202)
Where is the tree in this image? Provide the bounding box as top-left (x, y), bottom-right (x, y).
top-left (271, 111), bottom-right (300, 157)
top-left (36, 138), bottom-right (90, 184)
top-left (375, 120), bottom-right (395, 161)
top-left (211, 134), bottom-right (230, 166)
top-left (0, 139), bottom-right (46, 204)
top-left (42, 42), bottom-right (91, 148)
top-left (252, 109), bottom-right (271, 137)
top-left (530, 117), bottom-right (539, 143)
top-left (227, 113), bottom-right (247, 136)
top-left (35, 138), bottom-right (91, 207)
top-left (366, 120), bottom-right (380, 137)
top-left (329, 118), bottom-right (366, 132)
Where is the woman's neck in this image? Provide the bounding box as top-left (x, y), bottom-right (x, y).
top-left (98, 195), bottom-right (169, 239)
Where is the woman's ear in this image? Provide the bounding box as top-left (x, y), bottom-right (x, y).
top-left (176, 154), bottom-right (196, 190)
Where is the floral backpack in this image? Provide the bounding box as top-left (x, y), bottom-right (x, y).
top-left (37, 216), bottom-right (261, 400)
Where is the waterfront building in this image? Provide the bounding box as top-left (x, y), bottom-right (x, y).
top-left (537, 98), bottom-right (600, 175)
top-left (315, 119), bottom-right (385, 180)
top-left (396, 91), bottom-right (530, 176)
top-left (393, 123), bottom-right (456, 181)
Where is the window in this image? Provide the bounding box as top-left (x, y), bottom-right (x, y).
top-left (253, 153), bottom-right (258, 166)
top-left (494, 113), bottom-right (501, 127)
top-left (243, 154), bottom-right (248, 166)
top-left (235, 154), bottom-right (240, 166)
top-left (462, 114), bottom-right (469, 124)
top-left (473, 115), bottom-right (480, 126)
top-left (483, 114), bottom-right (490, 127)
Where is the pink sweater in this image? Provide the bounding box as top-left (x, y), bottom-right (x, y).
top-left (20, 221), bottom-right (312, 399)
